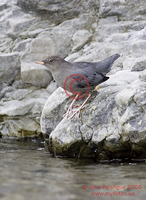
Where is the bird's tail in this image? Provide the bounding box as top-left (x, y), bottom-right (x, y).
top-left (95, 53), bottom-right (120, 75)
top-left (109, 53), bottom-right (120, 65)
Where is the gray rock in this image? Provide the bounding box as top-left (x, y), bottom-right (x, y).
top-left (99, 0), bottom-right (146, 21)
top-left (0, 88), bottom-right (49, 137)
top-left (47, 117), bottom-right (83, 157)
top-left (13, 39), bottom-right (32, 52)
top-left (139, 69), bottom-right (146, 82)
top-left (21, 62), bottom-right (52, 87)
top-left (0, 53), bottom-right (20, 85)
top-left (2, 6), bottom-right (36, 38)
top-left (131, 58), bottom-right (146, 72)
top-left (21, 28), bottom-right (72, 62)
top-left (0, 117), bottom-right (41, 137)
top-left (40, 87), bottom-right (72, 138)
top-left (0, 38), bottom-right (13, 53)
top-left (41, 69), bottom-right (146, 159)
top-left (21, 14), bottom-right (93, 63)
top-left (46, 81), bottom-right (58, 95)
top-left (0, 91), bottom-right (48, 116)
top-left (72, 29), bottom-right (92, 52)
top-left (17, 0), bottom-right (99, 24)
top-left (65, 52), bottom-right (81, 62)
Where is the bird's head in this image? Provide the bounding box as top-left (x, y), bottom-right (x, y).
top-left (36, 55), bottom-right (65, 68)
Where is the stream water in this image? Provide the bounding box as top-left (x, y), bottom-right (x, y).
top-left (0, 138), bottom-right (146, 200)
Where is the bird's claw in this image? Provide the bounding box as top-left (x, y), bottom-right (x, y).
top-left (63, 93), bottom-right (91, 119)
top-left (63, 107), bottom-right (74, 118)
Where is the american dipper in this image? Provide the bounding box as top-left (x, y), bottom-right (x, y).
top-left (36, 53), bottom-right (120, 119)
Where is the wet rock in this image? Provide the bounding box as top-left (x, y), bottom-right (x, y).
top-left (0, 117), bottom-right (41, 138)
top-left (47, 117), bottom-right (82, 157)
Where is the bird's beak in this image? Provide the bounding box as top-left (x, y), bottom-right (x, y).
top-left (36, 61), bottom-right (44, 65)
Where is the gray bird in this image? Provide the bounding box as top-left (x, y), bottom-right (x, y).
top-left (36, 53), bottom-right (120, 119)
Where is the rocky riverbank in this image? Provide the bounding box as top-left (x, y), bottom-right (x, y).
top-left (0, 0), bottom-right (146, 159)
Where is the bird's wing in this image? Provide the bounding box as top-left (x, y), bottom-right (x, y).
top-left (94, 53), bottom-right (120, 75)
top-left (75, 53), bottom-right (120, 76)
top-left (69, 67), bottom-right (108, 89)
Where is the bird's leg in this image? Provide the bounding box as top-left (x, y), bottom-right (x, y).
top-left (72, 86), bottom-right (100, 109)
top-left (63, 93), bottom-right (80, 118)
top-left (68, 93), bottom-right (92, 119)
top-left (64, 85), bottom-right (100, 119)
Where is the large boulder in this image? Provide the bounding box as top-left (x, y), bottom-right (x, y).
top-left (41, 69), bottom-right (146, 159)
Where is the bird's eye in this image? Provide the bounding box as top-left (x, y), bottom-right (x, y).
top-left (49, 59), bottom-right (53, 62)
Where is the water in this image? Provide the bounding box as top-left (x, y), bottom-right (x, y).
top-left (0, 138), bottom-right (146, 200)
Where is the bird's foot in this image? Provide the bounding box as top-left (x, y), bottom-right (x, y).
top-left (63, 93), bottom-right (81, 118)
top-left (63, 93), bottom-right (91, 119)
top-left (67, 105), bottom-right (85, 119)
top-left (63, 106), bottom-right (74, 118)
top-left (94, 85), bottom-right (100, 91)
top-left (63, 105), bottom-right (85, 118)
top-left (73, 104), bottom-right (81, 108)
